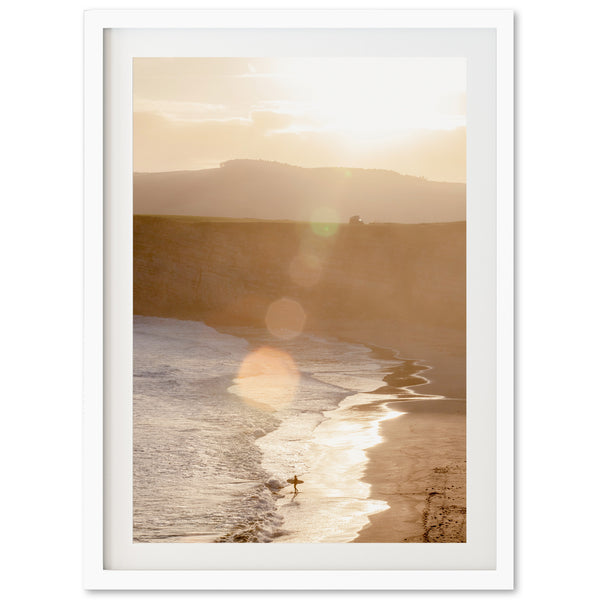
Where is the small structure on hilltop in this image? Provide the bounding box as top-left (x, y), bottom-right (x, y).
top-left (349, 215), bottom-right (365, 225)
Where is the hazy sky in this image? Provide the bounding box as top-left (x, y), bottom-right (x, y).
top-left (133, 58), bottom-right (466, 182)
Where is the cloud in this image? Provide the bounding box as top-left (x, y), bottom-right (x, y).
top-left (133, 99), bottom-right (228, 120)
top-left (233, 72), bottom-right (284, 79)
top-left (133, 111), bottom-right (465, 182)
top-left (250, 110), bottom-right (295, 132)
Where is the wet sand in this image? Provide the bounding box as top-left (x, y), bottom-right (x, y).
top-left (317, 318), bottom-right (466, 543)
top-left (355, 398), bottom-right (466, 542)
top-left (207, 316), bottom-right (466, 542)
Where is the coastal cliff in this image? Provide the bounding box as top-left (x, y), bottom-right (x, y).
top-left (133, 216), bottom-right (465, 331)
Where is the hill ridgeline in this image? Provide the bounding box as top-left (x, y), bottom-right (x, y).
top-left (134, 159), bottom-right (465, 224)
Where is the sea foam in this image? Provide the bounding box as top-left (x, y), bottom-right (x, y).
top-left (133, 315), bottom-right (400, 543)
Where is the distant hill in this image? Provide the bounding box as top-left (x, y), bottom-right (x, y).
top-left (133, 159), bottom-right (465, 224)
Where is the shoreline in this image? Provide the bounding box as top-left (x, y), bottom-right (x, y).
top-left (195, 318), bottom-right (398, 543)
top-left (159, 313), bottom-right (466, 543)
top-left (353, 397), bottom-right (466, 543)
top-left (312, 318), bottom-right (466, 543)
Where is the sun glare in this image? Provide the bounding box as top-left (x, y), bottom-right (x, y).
top-left (134, 57), bottom-right (467, 180)
top-left (277, 58), bottom-right (466, 137)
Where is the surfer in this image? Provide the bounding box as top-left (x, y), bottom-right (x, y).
top-left (289, 474), bottom-right (302, 493)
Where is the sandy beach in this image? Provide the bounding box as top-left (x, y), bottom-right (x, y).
top-left (355, 398), bottom-right (466, 542)
top-left (317, 318), bottom-right (466, 543)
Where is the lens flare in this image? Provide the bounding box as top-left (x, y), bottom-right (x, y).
top-left (310, 207), bottom-right (339, 238)
top-left (232, 347), bottom-right (300, 411)
top-left (265, 298), bottom-right (306, 340)
top-left (289, 252), bottom-right (322, 287)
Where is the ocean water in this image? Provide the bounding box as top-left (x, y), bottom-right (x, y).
top-left (133, 315), bottom-right (405, 543)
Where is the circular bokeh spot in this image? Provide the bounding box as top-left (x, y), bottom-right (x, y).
top-left (265, 298), bottom-right (307, 340)
top-left (234, 347), bottom-right (299, 411)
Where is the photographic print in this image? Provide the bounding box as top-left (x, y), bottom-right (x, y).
top-left (132, 57), bottom-right (466, 544)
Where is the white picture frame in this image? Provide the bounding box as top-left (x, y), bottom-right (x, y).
top-left (84, 8), bottom-right (513, 590)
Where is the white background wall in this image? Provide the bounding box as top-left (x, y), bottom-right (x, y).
top-left (1, 1), bottom-right (598, 598)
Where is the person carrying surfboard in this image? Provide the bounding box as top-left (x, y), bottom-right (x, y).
top-left (287, 474), bottom-right (303, 493)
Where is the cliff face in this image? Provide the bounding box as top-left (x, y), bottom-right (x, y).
top-left (133, 216), bottom-right (465, 330)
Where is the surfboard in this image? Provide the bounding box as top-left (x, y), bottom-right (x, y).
top-left (287, 478), bottom-right (304, 484)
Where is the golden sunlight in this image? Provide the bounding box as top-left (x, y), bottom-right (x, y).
top-left (278, 57), bottom-right (466, 136)
top-left (133, 57), bottom-right (467, 181)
